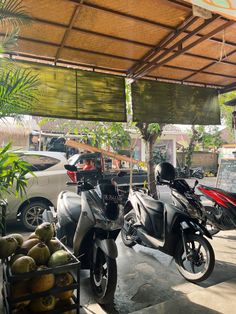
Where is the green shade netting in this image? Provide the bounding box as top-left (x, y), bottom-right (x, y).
top-left (132, 80), bottom-right (220, 125)
top-left (15, 61), bottom-right (126, 122)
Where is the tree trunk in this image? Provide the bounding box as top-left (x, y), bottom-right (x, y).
top-left (145, 137), bottom-right (157, 198)
top-left (185, 125), bottom-right (199, 171)
top-left (136, 122), bottom-right (164, 199)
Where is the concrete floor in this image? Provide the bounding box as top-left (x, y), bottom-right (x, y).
top-left (79, 230), bottom-right (236, 314)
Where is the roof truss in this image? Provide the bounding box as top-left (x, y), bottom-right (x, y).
top-left (3, 0), bottom-right (236, 91)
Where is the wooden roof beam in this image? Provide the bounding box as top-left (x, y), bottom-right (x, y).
top-left (182, 42), bottom-right (236, 82)
top-left (9, 51), bottom-right (224, 88)
top-left (131, 15), bottom-right (219, 78)
top-left (220, 82), bottom-right (236, 94)
top-left (132, 19), bottom-right (235, 79)
top-left (127, 14), bottom-right (198, 76)
top-left (5, 29), bottom-right (236, 69)
top-left (164, 64), bottom-right (236, 79)
top-left (54, 0), bottom-right (83, 64)
top-left (34, 17), bottom-right (236, 51)
top-left (167, 0), bottom-right (191, 9)
top-left (145, 74), bottom-right (223, 88)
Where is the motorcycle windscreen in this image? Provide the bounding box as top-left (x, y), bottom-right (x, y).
top-left (132, 80), bottom-right (220, 125)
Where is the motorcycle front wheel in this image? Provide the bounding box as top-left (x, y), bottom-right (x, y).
top-left (175, 234), bottom-right (215, 283)
top-left (90, 248), bottom-right (117, 304)
top-left (121, 211), bottom-right (136, 247)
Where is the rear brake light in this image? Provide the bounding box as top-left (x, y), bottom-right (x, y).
top-left (67, 170), bottom-right (77, 183)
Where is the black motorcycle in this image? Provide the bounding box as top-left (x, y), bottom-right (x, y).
top-left (169, 178), bottom-right (220, 236)
top-left (56, 165), bottom-right (124, 304)
top-left (121, 162), bottom-right (215, 283)
top-left (176, 165), bottom-right (204, 179)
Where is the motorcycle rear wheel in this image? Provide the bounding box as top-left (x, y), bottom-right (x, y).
top-left (194, 172), bottom-right (204, 179)
top-left (204, 206), bottom-right (220, 236)
top-left (90, 248), bottom-right (117, 305)
top-left (175, 234), bottom-right (215, 283)
top-left (121, 211), bottom-right (136, 247)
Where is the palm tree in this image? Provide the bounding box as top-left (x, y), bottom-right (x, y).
top-left (0, 0), bottom-right (39, 233)
top-left (0, 0), bottom-right (39, 119)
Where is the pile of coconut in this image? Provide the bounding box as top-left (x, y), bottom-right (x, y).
top-left (0, 222), bottom-right (77, 313)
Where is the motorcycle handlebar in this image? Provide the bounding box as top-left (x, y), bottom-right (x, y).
top-left (66, 181), bottom-right (82, 186)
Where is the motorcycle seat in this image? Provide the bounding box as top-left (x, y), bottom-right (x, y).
top-left (138, 193), bottom-right (164, 213)
top-left (60, 191), bottom-right (81, 222)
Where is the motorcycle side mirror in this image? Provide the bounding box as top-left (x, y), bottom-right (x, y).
top-left (64, 164), bottom-right (77, 172)
top-left (193, 180), bottom-right (199, 189)
top-left (117, 171), bottom-right (126, 177)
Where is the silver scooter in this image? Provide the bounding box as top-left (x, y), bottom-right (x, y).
top-left (56, 165), bottom-right (124, 304)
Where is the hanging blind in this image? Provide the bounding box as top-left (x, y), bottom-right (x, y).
top-left (132, 80), bottom-right (220, 125)
top-left (14, 61), bottom-right (126, 121)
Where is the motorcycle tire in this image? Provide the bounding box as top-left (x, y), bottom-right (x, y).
top-left (175, 234), bottom-right (215, 283)
top-left (90, 248), bottom-right (117, 305)
top-left (121, 211), bottom-right (136, 248)
top-left (204, 206), bottom-right (220, 236)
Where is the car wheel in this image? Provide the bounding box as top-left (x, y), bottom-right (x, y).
top-left (21, 201), bottom-right (50, 231)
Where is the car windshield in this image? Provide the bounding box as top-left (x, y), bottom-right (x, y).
top-left (68, 154), bottom-right (80, 166)
top-left (19, 154), bottom-right (60, 171)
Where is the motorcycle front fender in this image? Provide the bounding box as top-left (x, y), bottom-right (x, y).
top-left (73, 212), bottom-right (95, 256)
top-left (180, 220), bottom-right (212, 239)
top-left (94, 238), bottom-right (118, 260)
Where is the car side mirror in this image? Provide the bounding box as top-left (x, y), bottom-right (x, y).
top-left (64, 164), bottom-right (77, 172)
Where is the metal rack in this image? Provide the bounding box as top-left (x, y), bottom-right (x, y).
top-left (2, 239), bottom-right (81, 313)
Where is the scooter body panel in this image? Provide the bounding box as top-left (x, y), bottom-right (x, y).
top-left (126, 190), bottom-right (212, 256)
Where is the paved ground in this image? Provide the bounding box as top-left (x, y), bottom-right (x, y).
top-left (2, 177), bottom-right (236, 313)
top-left (78, 229), bottom-right (236, 314)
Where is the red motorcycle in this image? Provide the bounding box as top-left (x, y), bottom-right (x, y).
top-left (197, 185), bottom-right (236, 234)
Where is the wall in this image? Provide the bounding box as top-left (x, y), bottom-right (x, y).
top-left (177, 151), bottom-right (218, 172)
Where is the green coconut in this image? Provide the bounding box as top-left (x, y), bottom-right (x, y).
top-left (11, 256), bottom-right (36, 274)
top-left (9, 254), bottom-right (25, 266)
top-left (48, 250), bottom-right (72, 268)
top-left (11, 281), bottom-right (31, 309)
top-left (47, 239), bottom-right (61, 254)
top-left (55, 273), bottom-right (74, 300)
top-left (27, 232), bottom-right (39, 240)
top-left (8, 233), bottom-right (24, 246)
top-left (21, 238), bottom-right (41, 252)
top-left (0, 236), bottom-right (18, 259)
top-left (27, 243), bottom-right (50, 265)
top-left (35, 222), bottom-right (54, 242)
top-left (30, 295), bottom-right (56, 312)
top-left (31, 266), bottom-right (55, 293)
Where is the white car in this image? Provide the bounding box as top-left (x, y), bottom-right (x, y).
top-left (6, 151), bottom-right (74, 230)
